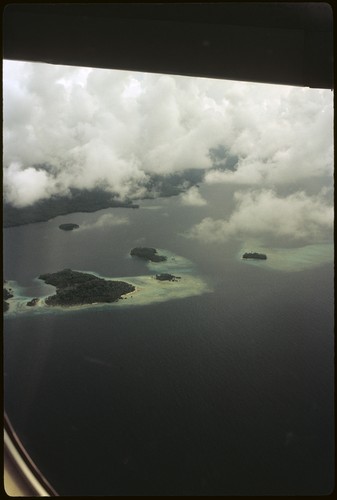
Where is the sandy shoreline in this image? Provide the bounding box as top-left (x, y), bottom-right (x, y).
top-left (4, 252), bottom-right (212, 316)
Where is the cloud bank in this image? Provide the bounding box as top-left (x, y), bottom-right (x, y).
top-left (3, 60), bottom-right (333, 249)
top-left (187, 189), bottom-right (333, 246)
top-left (3, 61), bottom-right (226, 206)
top-left (4, 60), bottom-right (333, 210)
top-left (77, 213), bottom-right (129, 232)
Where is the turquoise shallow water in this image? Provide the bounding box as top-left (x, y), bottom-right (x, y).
top-left (4, 248), bottom-right (212, 316)
top-left (238, 241), bottom-right (333, 272)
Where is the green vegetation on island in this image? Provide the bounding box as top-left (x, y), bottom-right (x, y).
top-left (39, 269), bottom-right (135, 306)
top-left (155, 273), bottom-right (181, 282)
top-left (130, 247), bottom-right (167, 262)
top-left (59, 223), bottom-right (79, 231)
top-left (4, 288), bottom-right (13, 300)
top-left (3, 188), bottom-right (139, 227)
top-left (3, 167), bottom-right (209, 228)
top-left (243, 252), bottom-right (267, 260)
top-left (3, 248), bottom-right (211, 314)
top-left (3, 287), bottom-right (13, 312)
top-left (26, 298), bottom-right (40, 307)
top-left (3, 166), bottom-right (212, 228)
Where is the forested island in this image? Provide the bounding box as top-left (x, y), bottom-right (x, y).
top-left (130, 247), bottom-right (167, 262)
top-left (26, 298), bottom-right (40, 307)
top-left (3, 169), bottom-right (206, 228)
top-left (243, 252), bottom-right (267, 260)
top-left (39, 269), bottom-right (135, 306)
top-left (156, 273), bottom-right (181, 282)
top-left (3, 188), bottom-right (139, 227)
top-left (3, 245), bottom-right (210, 314)
top-left (3, 287), bottom-right (13, 312)
top-left (3, 248), bottom-right (184, 313)
top-left (59, 223), bottom-right (79, 231)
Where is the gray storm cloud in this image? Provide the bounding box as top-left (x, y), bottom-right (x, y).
top-left (3, 60), bottom-right (333, 247)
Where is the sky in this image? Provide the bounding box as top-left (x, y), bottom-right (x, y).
top-left (3, 60), bottom-right (333, 247)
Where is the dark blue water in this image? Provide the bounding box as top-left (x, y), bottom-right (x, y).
top-left (3, 193), bottom-right (334, 495)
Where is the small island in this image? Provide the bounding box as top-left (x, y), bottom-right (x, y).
top-left (130, 247), bottom-right (167, 262)
top-left (156, 273), bottom-right (181, 282)
top-left (3, 287), bottom-right (13, 312)
top-left (26, 298), bottom-right (40, 307)
top-left (3, 247), bottom-right (211, 315)
top-left (59, 223), bottom-right (79, 231)
top-left (243, 252), bottom-right (267, 260)
top-left (39, 269), bottom-right (135, 306)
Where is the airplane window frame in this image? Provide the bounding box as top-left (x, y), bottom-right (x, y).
top-left (3, 2), bottom-right (333, 496)
top-left (4, 413), bottom-right (57, 496)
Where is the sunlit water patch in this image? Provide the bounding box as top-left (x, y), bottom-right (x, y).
top-left (4, 249), bottom-right (212, 316)
top-left (238, 240), bottom-right (333, 272)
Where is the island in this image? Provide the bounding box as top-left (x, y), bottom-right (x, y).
top-left (59, 223), bottom-right (79, 231)
top-left (3, 188), bottom-right (139, 228)
top-left (130, 247), bottom-right (167, 262)
top-left (26, 298), bottom-right (40, 307)
top-left (3, 247), bottom-right (212, 315)
top-left (156, 273), bottom-right (181, 282)
top-left (242, 252), bottom-right (267, 260)
top-left (3, 287), bottom-right (13, 312)
top-left (39, 269), bottom-right (135, 306)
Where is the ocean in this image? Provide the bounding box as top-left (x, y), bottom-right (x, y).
top-left (3, 186), bottom-right (334, 495)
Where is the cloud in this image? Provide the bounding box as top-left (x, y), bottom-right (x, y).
top-left (186, 189), bottom-right (333, 246)
top-left (3, 162), bottom-right (58, 207)
top-left (205, 160), bottom-right (264, 186)
top-left (77, 213), bottom-right (129, 231)
top-left (3, 60), bottom-right (333, 209)
top-left (204, 86), bottom-right (333, 187)
top-left (180, 186), bottom-right (207, 207)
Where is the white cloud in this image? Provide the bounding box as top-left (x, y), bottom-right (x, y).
top-left (3, 60), bottom-right (333, 208)
top-left (205, 87), bottom-right (333, 187)
top-left (180, 186), bottom-right (207, 207)
top-left (187, 189), bottom-right (333, 245)
top-left (77, 213), bottom-right (129, 231)
top-left (205, 160), bottom-right (264, 185)
top-left (3, 162), bottom-right (58, 207)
